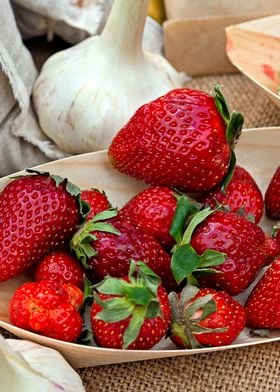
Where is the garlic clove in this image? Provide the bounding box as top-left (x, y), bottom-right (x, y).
top-left (0, 336), bottom-right (85, 392)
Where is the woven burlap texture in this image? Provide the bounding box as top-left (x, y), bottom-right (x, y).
top-left (1, 72), bottom-right (280, 391)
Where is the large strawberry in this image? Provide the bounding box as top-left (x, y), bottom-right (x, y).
top-left (108, 85), bottom-right (244, 193)
top-left (0, 170), bottom-right (88, 282)
top-left (265, 166), bottom-right (280, 219)
top-left (35, 250), bottom-right (85, 289)
top-left (245, 256), bottom-right (280, 329)
top-left (169, 285), bottom-right (246, 348)
top-left (81, 188), bottom-right (110, 221)
top-left (170, 196), bottom-right (276, 295)
top-left (71, 209), bottom-right (176, 291)
top-left (198, 165), bottom-right (264, 223)
top-left (90, 260), bottom-right (171, 349)
top-left (9, 280), bottom-right (84, 342)
top-left (118, 186), bottom-right (180, 249)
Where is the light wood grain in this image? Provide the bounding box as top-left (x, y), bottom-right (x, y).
top-left (0, 127), bottom-right (279, 367)
top-left (226, 14), bottom-right (280, 108)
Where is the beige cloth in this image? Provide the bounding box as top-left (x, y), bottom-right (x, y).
top-left (0, 0), bottom-right (67, 177)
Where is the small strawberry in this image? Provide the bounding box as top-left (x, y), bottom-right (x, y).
top-left (71, 209), bottom-right (176, 291)
top-left (169, 285), bottom-right (246, 348)
top-left (245, 256), bottom-right (280, 329)
top-left (0, 170), bottom-right (88, 282)
top-left (118, 186), bottom-right (179, 248)
top-left (9, 280), bottom-right (83, 342)
top-left (265, 166), bottom-right (280, 219)
top-left (198, 165), bottom-right (264, 223)
top-left (90, 260), bottom-right (171, 349)
top-left (170, 196), bottom-right (274, 295)
top-left (108, 84), bottom-right (244, 193)
top-left (35, 250), bottom-right (85, 289)
top-left (81, 189), bottom-right (110, 221)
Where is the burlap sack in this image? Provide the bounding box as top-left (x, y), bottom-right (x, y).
top-left (0, 0), bottom-right (67, 177)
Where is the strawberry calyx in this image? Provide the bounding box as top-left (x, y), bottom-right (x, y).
top-left (94, 260), bottom-right (162, 349)
top-left (212, 84), bottom-right (244, 193)
top-left (169, 285), bottom-right (227, 348)
top-left (26, 168), bottom-right (90, 220)
top-left (170, 196), bottom-right (226, 285)
top-left (70, 208), bottom-right (120, 269)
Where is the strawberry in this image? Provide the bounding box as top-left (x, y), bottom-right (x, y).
top-left (108, 85), bottom-right (244, 193)
top-left (170, 196), bottom-right (275, 295)
top-left (118, 186), bottom-right (179, 248)
top-left (265, 166), bottom-right (280, 219)
top-left (9, 280), bottom-right (83, 342)
top-left (198, 165), bottom-right (264, 223)
top-left (0, 170), bottom-right (88, 282)
top-left (90, 260), bottom-right (171, 349)
top-left (35, 250), bottom-right (85, 289)
top-left (81, 189), bottom-right (110, 221)
top-left (71, 209), bottom-right (176, 291)
top-left (169, 285), bottom-right (246, 348)
top-left (245, 256), bottom-right (280, 329)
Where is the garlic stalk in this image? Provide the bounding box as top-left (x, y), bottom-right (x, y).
top-left (33, 0), bottom-right (186, 154)
top-left (0, 336), bottom-right (85, 392)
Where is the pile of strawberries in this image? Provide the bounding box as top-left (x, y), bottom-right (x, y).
top-left (2, 85), bottom-right (280, 350)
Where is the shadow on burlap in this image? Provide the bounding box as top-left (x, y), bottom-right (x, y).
top-left (1, 73), bottom-right (280, 392)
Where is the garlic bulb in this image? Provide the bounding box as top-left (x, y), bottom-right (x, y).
top-left (0, 336), bottom-right (85, 392)
top-left (33, 0), bottom-right (186, 154)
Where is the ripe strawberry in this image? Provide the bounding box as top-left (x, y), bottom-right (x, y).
top-left (198, 165), bottom-right (264, 223)
top-left (71, 209), bottom-right (176, 291)
top-left (118, 186), bottom-right (179, 248)
top-left (90, 260), bottom-right (171, 349)
top-left (108, 85), bottom-right (244, 193)
top-left (0, 171), bottom-right (88, 282)
top-left (265, 166), bottom-right (280, 219)
top-left (81, 189), bottom-right (110, 221)
top-left (9, 280), bottom-right (83, 342)
top-left (169, 285), bottom-right (246, 348)
top-left (35, 250), bottom-right (85, 289)
top-left (245, 256), bottom-right (280, 329)
top-left (170, 197), bottom-right (275, 295)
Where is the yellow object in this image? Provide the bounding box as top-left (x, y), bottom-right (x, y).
top-left (148, 0), bottom-right (166, 24)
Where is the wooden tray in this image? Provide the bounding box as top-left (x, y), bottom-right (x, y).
top-left (226, 14), bottom-right (280, 108)
top-left (0, 127), bottom-right (279, 368)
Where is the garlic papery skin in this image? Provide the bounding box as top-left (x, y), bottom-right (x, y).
top-left (0, 337), bottom-right (85, 392)
top-left (33, 0), bottom-right (186, 154)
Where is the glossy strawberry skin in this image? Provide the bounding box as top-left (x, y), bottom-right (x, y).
top-left (265, 166), bottom-right (280, 219)
top-left (245, 257), bottom-right (280, 329)
top-left (9, 280), bottom-right (83, 342)
top-left (86, 218), bottom-right (176, 292)
top-left (0, 174), bottom-right (81, 282)
top-left (81, 189), bottom-right (110, 221)
top-left (190, 211), bottom-right (268, 295)
top-left (35, 250), bottom-right (85, 289)
top-left (171, 288), bottom-right (246, 348)
top-left (108, 88), bottom-right (231, 193)
top-left (199, 166), bottom-right (264, 223)
top-left (91, 285), bottom-right (171, 349)
top-left (118, 186), bottom-right (178, 248)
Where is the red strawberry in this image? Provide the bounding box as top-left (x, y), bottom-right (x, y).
top-left (71, 209), bottom-right (176, 291)
top-left (0, 170), bottom-right (87, 282)
top-left (119, 186), bottom-right (179, 248)
top-left (9, 280), bottom-right (83, 342)
top-left (35, 250), bottom-right (85, 289)
top-left (245, 256), bottom-right (280, 329)
top-left (265, 166), bottom-right (280, 219)
top-left (81, 189), bottom-right (110, 221)
top-left (198, 165), bottom-right (264, 223)
top-left (170, 197), bottom-right (274, 295)
top-left (90, 261), bottom-right (171, 349)
top-left (169, 285), bottom-right (246, 348)
top-left (108, 85), bottom-right (244, 193)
